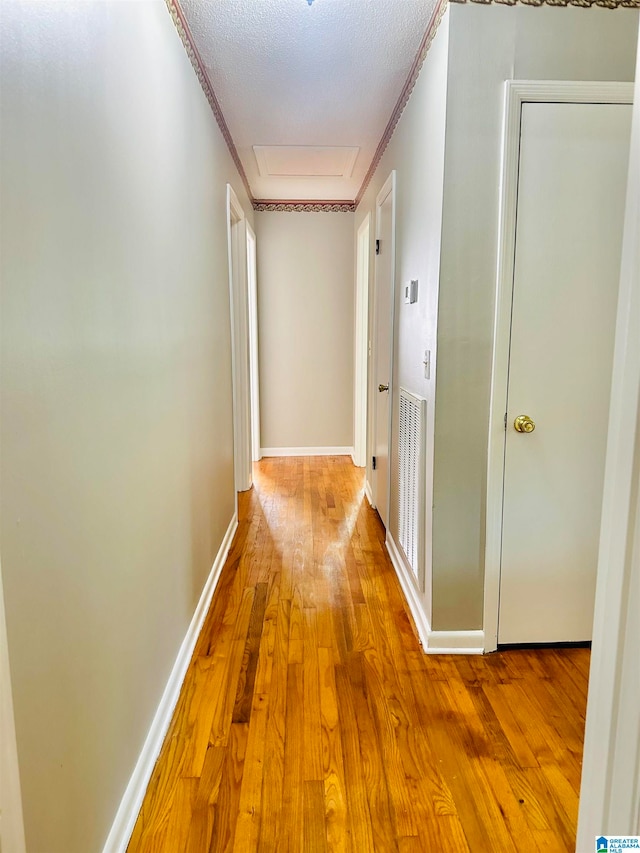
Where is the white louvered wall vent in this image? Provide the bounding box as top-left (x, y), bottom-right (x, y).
top-left (398, 388), bottom-right (427, 582)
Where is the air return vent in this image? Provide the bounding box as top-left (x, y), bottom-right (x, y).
top-left (398, 388), bottom-right (427, 582)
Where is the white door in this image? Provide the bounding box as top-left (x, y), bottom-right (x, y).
top-left (373, 175), bottom-right (395, 528)
top-left (354, 215), bottom-right (370, 469)
top-left (498, 102), bottom-right (632, 645)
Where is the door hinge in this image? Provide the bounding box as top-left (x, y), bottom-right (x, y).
top-left (375, 239), bottom-right (380, 255)
top-left (504, 412), bottom-right (508, 430)
top-left (372, 456), bottom-right (377, 470)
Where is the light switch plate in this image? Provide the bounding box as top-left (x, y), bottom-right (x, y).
top-left (423, 349), bottom-right (431, 379)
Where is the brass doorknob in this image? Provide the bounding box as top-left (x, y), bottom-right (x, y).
top-left (378, 384), bottom-right (389, 392)
top-left (514, 415), bottom-right (536, 433)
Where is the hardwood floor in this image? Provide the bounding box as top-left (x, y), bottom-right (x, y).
top-left (128, 456), bottom-right (590, 852)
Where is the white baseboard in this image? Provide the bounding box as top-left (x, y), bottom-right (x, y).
top-left (364, 480), bottom-right (374, 506)
top-left (102, 513), bottom-right (238, 853)
top-left (385, 532), bottom-right (484, 655)
top-left (260, 446), bottom-right (353, 458)
top-left (426, 630), bottom-right (485, 655)
top-left (386, 533), bottom-right (430, 648)
top-left (351, 452), bottom-right (365, 468)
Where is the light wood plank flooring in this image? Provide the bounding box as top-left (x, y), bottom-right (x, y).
top-left (128, 456), bottom-right (589, 852)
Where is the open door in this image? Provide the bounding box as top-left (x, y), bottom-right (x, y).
top-left (371, 172), bottom-right (396, 528)
top-left (354, 214), bottom-right (370, 469)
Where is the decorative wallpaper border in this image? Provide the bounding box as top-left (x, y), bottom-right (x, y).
top-left (252, 200), bottom-right (356, 213)
top-left (167, 0), bottom-right (638, 213)
top-left (164, 0), bottom-right (449, 212)
top-left (355, 0), bottom-right (449, 206)
top-left (449, 0), bottom-right (640, 6)
top-left (165, 0), bottom-right (253, 200)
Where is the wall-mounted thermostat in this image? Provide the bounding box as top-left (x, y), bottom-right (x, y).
top-left (404, 279), bottom-right (419, 304)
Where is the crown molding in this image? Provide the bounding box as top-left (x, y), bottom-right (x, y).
top-left (449, 0), bottom-right (640, 6)
top-left (165, 0), bottom-right (253, 200)
top-left (252, 200), bottom-right (356, 212)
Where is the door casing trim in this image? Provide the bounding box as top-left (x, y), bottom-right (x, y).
top-left (483, 80), bottom-right (634, 653)
top-left (246, 221), bottom-right (261, 463)
top-left (226, 184), bottom-right (252, 498)
top-left (577, 47), bottom-right (640, 842)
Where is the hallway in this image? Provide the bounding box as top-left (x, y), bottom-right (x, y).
top-left (129, 457), bottom-right (588, 852)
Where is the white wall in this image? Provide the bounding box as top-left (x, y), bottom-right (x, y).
top-left (355, 4), bottom-right (638, 638)
top-left (0, 2), bottom-right (252, 851)
top-left (433, 4), bottom-right (639, 630)
top-left (256, 211), bottom-right (355, 452)
top-left (356, 10), bottom-right (450, 626)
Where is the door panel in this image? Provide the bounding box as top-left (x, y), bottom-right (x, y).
top-left (373, 188), bottom-right (394, 527)
top-left (498, 102), bottom-right (632, 644)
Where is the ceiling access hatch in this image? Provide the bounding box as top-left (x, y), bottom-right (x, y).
top-left (253, 145), bottom-right (359, 178)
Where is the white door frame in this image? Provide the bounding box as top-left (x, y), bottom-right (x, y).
top-left (246, 222), bottom-right (261, 463)
top-left (354, 213), bottom-right (370, 468)
top-left (577, 47), bottom-right (640, 844)
top-left (0, 558), bottom-right (26, 853)
top-left (226, 184), bottom-right (252, 495)
top-left (369, 171), bottom-right (397, 525)
top-left (483, 81), bottom-right (634, 652)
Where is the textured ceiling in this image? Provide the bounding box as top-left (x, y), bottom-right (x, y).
top-left (178, 0), bottom-right (439, 202)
